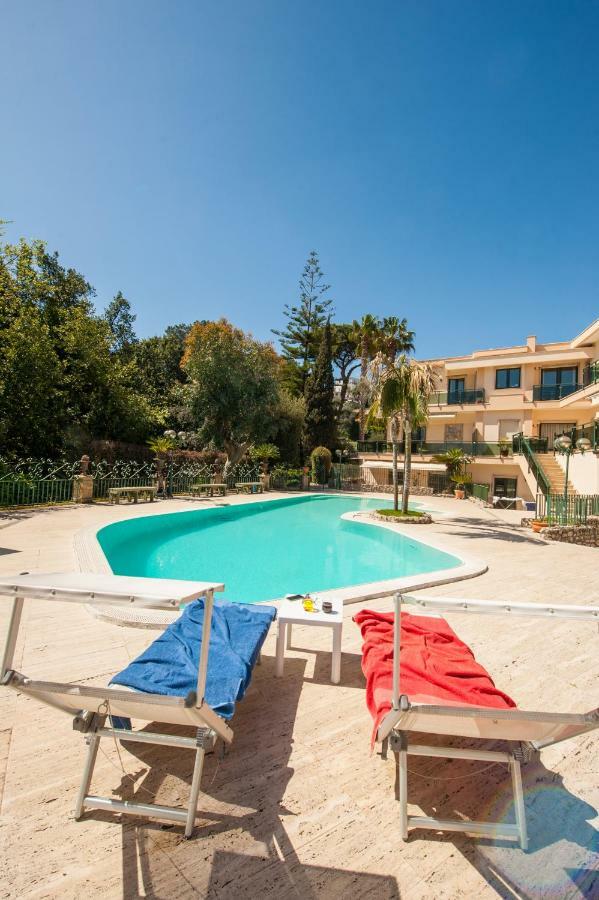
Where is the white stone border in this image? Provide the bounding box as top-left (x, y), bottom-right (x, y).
top-left (74, 493), bottom-right (487, 607)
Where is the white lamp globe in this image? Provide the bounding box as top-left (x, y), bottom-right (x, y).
top-left (554, 434), bottom-right (572, 451)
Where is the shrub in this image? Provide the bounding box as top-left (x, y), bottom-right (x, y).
top-left (310, 446), bottom-right (332, 485)
top-left (375, 508), bottom-right (425, 518)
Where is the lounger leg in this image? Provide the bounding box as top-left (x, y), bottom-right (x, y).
top-left (397, 733), bottom-right (409, 840)
top-left (510, 756), bottom-right (528, 851)
top-left (381, 737), bottom-right (388, 760)
top-left (74, 730), bottom-right (102, 820)
top-left (286, 623), bottom-right (292, 650)
top-left (185, 746), bottom-right (206, 839)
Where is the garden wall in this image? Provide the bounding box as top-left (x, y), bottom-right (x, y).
top-left (543, 516), bottom-right (599, 547)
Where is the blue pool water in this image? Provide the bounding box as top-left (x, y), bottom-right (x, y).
top-left (97, 494), bottom-right (460, 603)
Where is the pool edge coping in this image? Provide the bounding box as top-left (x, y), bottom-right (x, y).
top-left (73, 493), bottom-right (487, 606)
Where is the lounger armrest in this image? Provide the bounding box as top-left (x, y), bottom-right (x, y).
top-left (398, 594), bottom-right (599, 621)
top-left (377, 701), bottom-right (599, 747)
top-left (4, 670), bottom-right (234, 743)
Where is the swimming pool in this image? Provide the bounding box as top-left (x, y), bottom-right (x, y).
top-left (97, 494), bottom-right (462, 603)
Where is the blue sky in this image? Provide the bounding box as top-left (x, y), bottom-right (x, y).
top-left (1, 0), bottom-right (598, 358)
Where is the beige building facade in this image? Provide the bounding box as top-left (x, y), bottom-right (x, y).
top-left (359, 318), bottom-right (599, 502)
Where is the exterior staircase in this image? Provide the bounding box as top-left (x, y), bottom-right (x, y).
top-left (535, 453), bottom-right (577, 496)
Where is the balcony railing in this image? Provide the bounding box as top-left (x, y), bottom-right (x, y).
top-left (511, 433), bottom-right (551, 496)
top-left (532, 383), bottom-right (582, 401)
top-left (430, 389), bottom-right (485, 405)
top-left (357, 440), bottom-right (511, 457)
top-left (582, 361), bottom-right (599, 388)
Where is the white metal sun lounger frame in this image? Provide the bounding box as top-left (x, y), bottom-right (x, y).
top-left (0, 573), bottom-right (233, 838)
top-left (375, 592), bottom-right (599, 849)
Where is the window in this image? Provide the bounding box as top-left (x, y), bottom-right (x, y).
top-left (499, 419), bottom-right (520, 439)
top-left (444, 423), bottom-right (463, 442)
top-left (541, 367), bottom-right (577, 387)
top-left (493, 477), bottom-right (517, 499)
top-left (495, 367), bottom-right (520, 389)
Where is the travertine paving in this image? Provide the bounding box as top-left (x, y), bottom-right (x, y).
top-left (0, 495), bottom-right (597, 899)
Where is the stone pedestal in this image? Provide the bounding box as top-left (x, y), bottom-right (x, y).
top-left (260, 473), bottom-right (270, 492)
top-left (72, 474), bottom-right (94, 503)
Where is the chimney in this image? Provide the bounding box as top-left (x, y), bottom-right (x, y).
top-left (526, 335), bottom-right (536, 352)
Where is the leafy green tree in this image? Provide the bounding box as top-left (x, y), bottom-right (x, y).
top-left (0, 236), bottom-right (159, 455)
top-left (182, 319), bottom-right (281, 469)
top-left (330, 323), bottom-right (360, 415)
top-left (133, 323), bottom-right (190, 411)
top-left (103, 292), bottom-right (137, 356)
top-left (272, 251), bottom-right (334, 394)
top-left (269, 389), bottom-right (306, 465)
top-left (303, 319), bottom-right (337, 455)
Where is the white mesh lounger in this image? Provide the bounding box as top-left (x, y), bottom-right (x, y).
top-left (0, 572), bottom-right (235, 838)
top-left (373, 593), bottom-right (599, 849)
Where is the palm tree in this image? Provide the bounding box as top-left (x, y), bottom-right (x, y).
top-left (369, 355), bottom-right (438, 512)
top-left (379, 317), bottom-right (415, 363)
top-left (351, 314), bottom-right (383, 441)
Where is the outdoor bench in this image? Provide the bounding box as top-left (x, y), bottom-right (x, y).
top-left (190, 483), bottom-right (227, 498)
top-left (108, 486), bottom-right (157, 504)
top-left (236, 482), bottom-right (263, 494)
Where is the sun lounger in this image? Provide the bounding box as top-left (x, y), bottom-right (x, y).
top-left (355, 593), bottom-right (599, 849)
top-left (0, 573), bottom-right (276, 837)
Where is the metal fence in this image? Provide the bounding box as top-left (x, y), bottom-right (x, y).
top-left (0, 456), bottom-right (262, 507)
top-left (0, 477), bottom-right (74, 507)
top-left (0, 459), bottom-right (80, 507)
top-left (92, 460), bottom-right (157, 499)
top-left (536, 492), bottom-right (599, 525)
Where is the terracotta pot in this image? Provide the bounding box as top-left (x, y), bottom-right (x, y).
top-left (531, 519), bottom-right (549, 534)
top-left (454, 489), bottom-right (465, 500)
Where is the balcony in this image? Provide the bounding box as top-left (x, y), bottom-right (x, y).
top-left (532, 384), bottom-right (582, 401)
top-left (430, 388), bottom-right (485, 405)
top-left (582, 361), bottom-right (599, 387)
top-left (356, 439), bottom-right (510, 457)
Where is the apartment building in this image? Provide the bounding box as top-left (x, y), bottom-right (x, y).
top-left (359, 318), bottom-right (599, 501)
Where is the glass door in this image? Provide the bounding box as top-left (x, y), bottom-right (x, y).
top-left (447, 377), bottom-right (465, 404)
top-left (540, 367), bottom-right (578, 399)
top-left (539, 422), bottom-right (576, 449)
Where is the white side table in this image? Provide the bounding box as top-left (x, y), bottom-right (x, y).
top-left (275, 596), bottom-right (343, 684)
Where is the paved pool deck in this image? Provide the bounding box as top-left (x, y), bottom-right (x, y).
top-left (0, 493), bottom-right (597, 899)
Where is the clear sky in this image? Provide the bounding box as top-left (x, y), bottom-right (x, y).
top-left (1, 0), bottom-right (598, 358)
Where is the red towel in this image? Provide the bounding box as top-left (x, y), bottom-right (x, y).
top-left (353, 609), bottom-right (516, 744)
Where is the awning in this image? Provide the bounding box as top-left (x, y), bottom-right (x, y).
top-left (361, 460), bottom-right (446, 472)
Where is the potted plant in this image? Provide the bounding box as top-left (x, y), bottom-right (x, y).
top-left (499, 439), bottom-right (511, 458)
top-left (450, 472), bottom-right (472, 500)
top-left (433, 448), bottom-right (473, 498)
top-left (531, 517), bottom-right (550, 534)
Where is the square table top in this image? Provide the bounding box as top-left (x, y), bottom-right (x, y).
top-left (277, 594), bottom-right (343, 627)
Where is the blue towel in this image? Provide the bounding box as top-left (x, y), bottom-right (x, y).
top-left (110, 598), bottom-right (276, 720)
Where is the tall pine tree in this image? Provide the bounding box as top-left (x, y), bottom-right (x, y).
top-left (303, 319), bottom-right (337, 455)
top-left (272, 250), bottom-right (334, 394)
